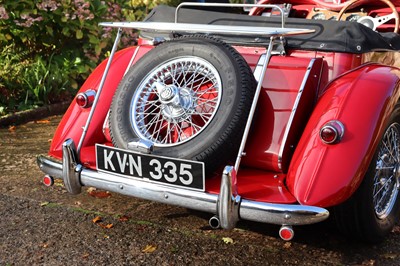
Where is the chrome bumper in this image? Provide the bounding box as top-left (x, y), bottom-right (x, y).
top-left (37, 139), bottom-right (329, 228)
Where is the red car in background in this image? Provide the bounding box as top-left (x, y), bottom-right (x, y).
top-left (38, 0), bottom-right (400, 243)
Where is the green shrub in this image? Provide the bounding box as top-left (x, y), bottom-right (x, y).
top-left (0, 0), bottom-right (181, 115)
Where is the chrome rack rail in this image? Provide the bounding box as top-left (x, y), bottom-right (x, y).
top-left (76, 28), bottom-right (122, 156)
top-left (99, 21), bottom-right (314, 38)
top-left (175, 2), bottom-right (287, 27)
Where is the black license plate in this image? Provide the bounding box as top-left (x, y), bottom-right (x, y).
top-left (96, 144), bottom-right (205, 191)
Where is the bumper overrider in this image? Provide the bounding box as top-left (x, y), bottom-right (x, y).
top-left (37, 139), bottom-right (329, 234)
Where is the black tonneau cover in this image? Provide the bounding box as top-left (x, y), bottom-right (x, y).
top-left (143, 5), bottom-right (400, 53)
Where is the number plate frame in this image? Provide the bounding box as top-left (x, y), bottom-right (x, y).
top-left (95, 144), bottom-right (205, 191)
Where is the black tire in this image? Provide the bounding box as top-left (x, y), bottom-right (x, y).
top-left (109, 35), bottom-right (256, 174)
top-left (334, 105), bottom-right (400, 243)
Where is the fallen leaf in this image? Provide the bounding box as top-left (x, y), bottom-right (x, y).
top-left (98, 223), bottom-right (113, 229)
top-left (82, 253), bottom-right (90, 259)
top-left (54, 180), bottom-right (64, 187)
top-left (36, 120), bottom-right (50, 124)
top-left (392, 226), bottom-right (400, 233)
top-left (92, 216), bottom-right (102, 224)
top-left (8, 126), bottom-right (16, 132)
top-left (40, 201), bottom-right (50, 207)
top-left (119, 215), bottom-right (130, 222)
top-left (90, 190), bottom-right (112, 198)
top-left (283, 242), bottom-right (292, 249)
top-left (382, 253), bottom-right (397, 259)
top-left (142, 245), bottom-right (157, 253)
top-left (105, 224), bottom-right (113, 229)
top-left (361, 259), bottom-right (375, 266)
top-left (87, 187), bottom-right (96, 193)
top-left (87, 187), bottom-right (112, 198)
top-left (222, 237), bottom-right (234, 244)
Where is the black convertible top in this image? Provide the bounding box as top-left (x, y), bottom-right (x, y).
top-left (143, 5), bottom-right (400, 53)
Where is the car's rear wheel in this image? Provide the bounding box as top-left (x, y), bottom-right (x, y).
top-left (109, 35), bottom-right (256, 174)
top-left (334, 105), bottom-right (400, 243)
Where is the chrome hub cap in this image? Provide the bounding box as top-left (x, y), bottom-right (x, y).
top-left (130, 56), bottom-right (222, 147)
top-left (154, 82), bottom-right (195, 122)
top-left (373, 123), bottom-right (400, 219)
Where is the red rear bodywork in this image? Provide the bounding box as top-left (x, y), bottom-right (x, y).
top-left (40, 0), bottom-right (400, 234)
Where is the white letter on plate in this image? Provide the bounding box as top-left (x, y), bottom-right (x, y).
top-left (129, 154), bottom-right (142, 177)
top-left (103, 149), bottom-right (115, 171)
top-left (116, 152), bottom-right (128, 172)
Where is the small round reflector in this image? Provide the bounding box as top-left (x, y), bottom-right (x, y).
top-left (43, 175), bottom-right (54, 187)
top-left (76, 90), bottom-right (96, 108)
top-left (76, 93), bottom-right (88, 107)
top-left (319, 120), bottom-right (344, 144)
top-left (279, 225), bottom-right (294, 241)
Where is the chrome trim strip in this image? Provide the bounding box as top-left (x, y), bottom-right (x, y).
top-left (99, 22), bottom-right (314, 38)
top-left (37, 154), bottom-right (329, 226)
top-left (123, 46), bottom-right (140, 76)
top-left (77, 28), bottom-right (122, 156)
top-left (278, 59), bottom-right (316, 169)
top-left (175, 3), bottom-right (286, 28)
top-left (253, 54), bottom-right (268, 82)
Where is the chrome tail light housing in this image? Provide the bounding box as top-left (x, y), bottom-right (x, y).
top-left (319, 120), bottom-right (345, 144)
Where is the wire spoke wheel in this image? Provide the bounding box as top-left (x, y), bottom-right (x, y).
top-left (334, 106), bottom-right (400, 243)
top-left (373, 123), bottom-right (400, 219)
top-left (131, 57), bottom-right (222, 147)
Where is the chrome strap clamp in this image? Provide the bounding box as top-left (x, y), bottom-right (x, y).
top-left (127, 138), bottom-right (154, 154)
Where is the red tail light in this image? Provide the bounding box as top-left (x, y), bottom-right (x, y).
top-left (279, 225), bottom-right (294, 241)
top-left (319, 120), bottom-right (344, 144)
top-left (76, 89), bottom-right (96, 108)
top-left (43, 175), bottom-right (54, 187)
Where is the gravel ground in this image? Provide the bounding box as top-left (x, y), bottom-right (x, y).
top-left (1, 116), bottom-right (400, 265)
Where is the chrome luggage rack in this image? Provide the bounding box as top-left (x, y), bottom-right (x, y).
top-left (99, 3), bottom-right (314, 39)
top-left (83, 3), bottom-right (315, 166)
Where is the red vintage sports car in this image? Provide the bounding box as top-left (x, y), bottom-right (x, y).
top-left (38, 0), bottom-right (400, 242)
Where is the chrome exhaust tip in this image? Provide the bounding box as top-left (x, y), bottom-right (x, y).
top-left (209, 215), bottom-right (221, 229)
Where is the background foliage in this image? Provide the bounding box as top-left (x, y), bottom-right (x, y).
top-left (0, 0), bottom-right (180, 116)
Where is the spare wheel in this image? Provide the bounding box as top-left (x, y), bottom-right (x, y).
top-left (109, 35), bottom-right (256, 174)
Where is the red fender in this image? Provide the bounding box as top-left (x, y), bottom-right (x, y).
top-left (286, 64), bottom-right (400, 207)
top-left (49, 45), bottom-right (153, 158)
